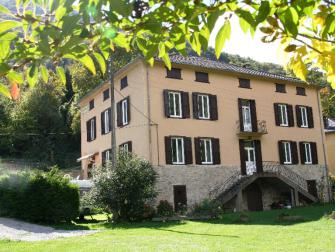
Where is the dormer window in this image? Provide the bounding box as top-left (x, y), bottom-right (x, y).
top-left (275, 83), bottom-right (286, 93)
top-left (239, 78), bottom-right (251, 89)
top-left (121, 76), bottom-right (128, 90)
top-left (103, 89), bottom-right (110, 101)
top-left (195, 72), bottom-right (209, 83)
top-left (296, 87), bottom-right (306, 96)
top-left (166, 68), bottom-right (181, 79)
top-left (89, 99), bottom-right (94, 110)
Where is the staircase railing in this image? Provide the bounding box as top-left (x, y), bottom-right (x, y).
top-left (210, 162), bottom-right (309, 201)
top-left (263, 161), bottom-right (308, 191)
top-left (209, 170), bottom-right (242, 199)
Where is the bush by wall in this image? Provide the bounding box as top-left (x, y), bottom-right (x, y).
top-left (86, 151), bottom-right (157, 221)
top-left (190, 199), bottom-right (224, 218)
top-left (156, 200), bottom-right (174, 217)
top-left (0, 168), bottom-right (79, 223)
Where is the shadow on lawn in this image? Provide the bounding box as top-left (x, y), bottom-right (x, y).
top-left (197, 203), bottom-right (335, 226)
top-left (55, 203), bottom-right (335, 231)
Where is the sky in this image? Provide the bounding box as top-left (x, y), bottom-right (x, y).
top-left (209, 16), bottom-right (283, 65)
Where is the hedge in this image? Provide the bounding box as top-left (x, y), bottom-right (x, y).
top-left (0, 169), bottom-right (79, 223)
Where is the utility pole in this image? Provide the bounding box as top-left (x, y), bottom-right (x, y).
top-left (108, 52), bottom-right (117, 168)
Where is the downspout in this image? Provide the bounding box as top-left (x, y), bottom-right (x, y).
top-left (145, 65), bottom-right (159, 165)
top-left (146, 64), bottom-right (153, 163)
top-left (317, 90), bottom-right (332, 202)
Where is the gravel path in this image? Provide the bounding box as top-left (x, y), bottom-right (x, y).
top-left (0, 217), bottom-right (98, 241)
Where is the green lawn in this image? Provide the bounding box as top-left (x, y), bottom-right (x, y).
top-left (1, 204), bottom-right (335, 252)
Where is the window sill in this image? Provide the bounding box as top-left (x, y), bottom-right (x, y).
top-left (166, 76), bottom-right (183, 80)
top-left (171, 163), bottom-right (186, 165)
top-left (275, 91), bottom-right (287, 93)
top-left (168, 116), bottom-right (183, 119)
top-left (279, 124), bottom-right (289, 127)
top-left (238, 86), bottom-right (252, 89)
top-left (197, 117), bottom-right (211, 120)
top-left (195, 80), bottom-right (210, 83)
top-left (296, 94), bottom-right (307, 96)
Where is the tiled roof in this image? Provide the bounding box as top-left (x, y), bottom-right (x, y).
top-left (158, 54), bottom-right (306, 85)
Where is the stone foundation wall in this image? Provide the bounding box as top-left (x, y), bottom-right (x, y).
top-left (288, 165), bottom-right (330, 202)
top-left (154, 164), bottom-right (331, 210)
top-left (154, 165), bottom-right (239, 208)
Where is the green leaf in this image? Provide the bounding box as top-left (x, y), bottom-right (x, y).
top-left (158, 42), bottom-right (165, 58)
top-left (7, 70), bottom-right (23, 84)
top-left (259, 27), bottom-right (274, 34)
top-left (239, 18), bottom-right (250, 34)
top-left (0, 40), bottom-right (10, 59)
top-left (93, 52), bottom-right (106, 75)
top-left (256, 1), bottom-right (270, 24)
top-left (0, 83), bottom-right (10, 99)
top-left (55, 5), bottom-right (66, 21)
top-left (0, 21), bottom-right (21, 33)
top-left (27, 64), bottom-right (38, 88)
top-left (0, 63), bottom-right (10, 75)
top-left (0, 4), bottom-right (12, 16)
top-left (207, 10), bottom-right (220, 31)
top-left (64, 54), bottom-right (96, 75)
top-left (162, 53), bottom-right (171, 70)
top-left (40, 65), bottom-right (49, 83)
top-left (56, 66), bottom-right (66, 85)
top-left (215, 20), bottom-right (231, 59)
top-left (284, 44), bottom-right (297, 52)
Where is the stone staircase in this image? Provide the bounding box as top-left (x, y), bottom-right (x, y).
top-left (210, 161), bottom-right (318, 205)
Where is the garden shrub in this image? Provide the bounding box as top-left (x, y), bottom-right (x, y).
top-left (190, 199), bottom-right (224, 218)
top-left (0, 168), bottom-right (79, 223)
top-left (87, 151), bottom-right (157, 221)
top-left (156, 200), bottom-right (174, 217)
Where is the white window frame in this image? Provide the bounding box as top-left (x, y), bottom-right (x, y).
top-left (242, 104), bottom-right (252, 132)
top-left (279, 104), bottom-right (288, 126)
top-left (104, 110), bottom-right (110, 133)
top-left (171, 137), bottom-right (185, 164)
top-left (168, 92), bottom-right (182, 118)
top-left (90, 118), bottom-right (95, 140)
top-left (304, 143), bottom-right (312, 164)
top-left (198, 94), bottom-right (210, 119)
top-left (200, 138), bottom-right (213, 164)
top-left (283, 141), bottom-right (292, 164)
top-left (105, 150), bottom-right (110, 162)
top-left (121, 143), bottom-right (129, 152)
top-left (121, 99), bottom-right (128, 125)
top-left (300, 106), bottom-right (308, 128)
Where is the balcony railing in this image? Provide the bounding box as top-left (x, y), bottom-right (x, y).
top-left (236, 120), bottom-right (268, 138)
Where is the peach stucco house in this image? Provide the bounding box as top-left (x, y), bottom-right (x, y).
top-left (78, 55), bottom-right (331, 212)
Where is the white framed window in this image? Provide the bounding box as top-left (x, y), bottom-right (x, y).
top-left (304, 143), bottom-right (312, 164)
top-left (242, 101), bottom-right (252, 132)
top-left (279, 104), bottom-right (288, 126)
top-left (283, 141), bottom-right (292, 164)
top-left (120, 143), bottom-right (129, 152)
top-left (168, 92), bottom-right (182, 118)
top-left (300, 106), bottom-right (308, 127)
top-left (121, 99), bottom-right (128, 125)
top-left (104, 110), bottom-right (110, 133)
top-left (200, 139), bottom-right (213, 164)
top-left (90, 119), bottom-right (95, 140)
top-left (171, 137), bottom-right (185, 164)
top-left (105, 150), bottom-right (110, 162)
top-left (198, 94), bottom-right (210, 119)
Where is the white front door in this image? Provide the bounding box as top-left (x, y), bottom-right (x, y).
top-left (245, 142), bottom-right (256, 175)
top-left (242, 105), bottom-right (252, 132)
